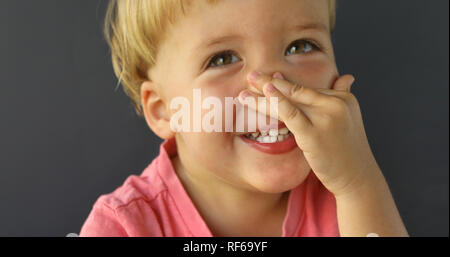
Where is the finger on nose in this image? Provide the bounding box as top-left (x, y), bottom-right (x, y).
top-left (272, 72), bottom-right (285, 80)
top-left (249, 85), bottom-right (263, 95)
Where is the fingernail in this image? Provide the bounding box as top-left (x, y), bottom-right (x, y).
top-left (248, 71), bottom-right (261, 82)
top-left (240, 90), bottom-right (251, 100)
top-left (263, 83), bottom-right (276, 94)
top-left (273, 72), bottom-right (284, 80)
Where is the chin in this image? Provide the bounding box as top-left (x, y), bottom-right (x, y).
top-left (242, 156), bottom-right (312, 194)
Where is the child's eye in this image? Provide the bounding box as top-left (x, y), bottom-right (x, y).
top-left (285, 39), bottom-right (320, 56)
top-left (207, 51), bottom-right (241, 68)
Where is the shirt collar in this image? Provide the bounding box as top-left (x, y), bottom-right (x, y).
top-left (157, 137), bottom-right (213, 236)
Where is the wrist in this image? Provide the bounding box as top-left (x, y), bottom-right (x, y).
top-left (333, 167), bottom-right (409, 237)
top-left (333, 167), bottom-right (386, 201)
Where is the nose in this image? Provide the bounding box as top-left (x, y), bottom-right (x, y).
top-left (238, 57), bottom-right (289, 131)
top-left (243, 50), bottom-right (288, 93)
top-left (248, 65), bottom-right (286, 82)
top-left (246, 70), bottom-right (285, 95)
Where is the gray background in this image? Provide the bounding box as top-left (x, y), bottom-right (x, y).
top-left (1, 0), bottom-right (448, 236)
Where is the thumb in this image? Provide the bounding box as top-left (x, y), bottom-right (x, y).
top-left (332, 74), bottom-right (355, 92)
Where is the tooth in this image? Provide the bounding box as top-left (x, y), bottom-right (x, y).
top-left (256, 137), bottom-right (264, 143)
top-left (279, 127), bottom-right (289, 135)
top-left (261, 130), bottom-right (268, 136)
top-left (277, 135), bottom-right (284, 142)
top-left (262, 136), bottom-right (271, 143)
top-left (269, 136), bottom-right (277, 143)
top-left (269, 129), bottom-right (278, 137)
top-left (251, 132), bottom-right (259, 138)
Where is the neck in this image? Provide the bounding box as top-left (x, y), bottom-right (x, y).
top-left (172, 154), bottom-right (290, 237)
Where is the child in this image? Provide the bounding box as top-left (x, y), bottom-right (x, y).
top-left (80, 0), bottom-right (408, 237)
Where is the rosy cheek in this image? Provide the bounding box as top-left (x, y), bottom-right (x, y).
top-left (295, 60), bottom-right (338, 89)
top-left (200, 74), bottom-right (244, 98)
top-left (181, 78), bottom-right (242, 135)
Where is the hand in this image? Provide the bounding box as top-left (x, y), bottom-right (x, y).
top-left (239, 71), bottom-right (383, 197)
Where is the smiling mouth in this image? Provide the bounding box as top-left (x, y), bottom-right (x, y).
top-left (239, 126), bottom-right (298, 155)
top-left (241, 127), bottom-right (293, 143)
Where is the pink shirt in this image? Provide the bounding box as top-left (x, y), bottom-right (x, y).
top-left (79, 137), bottom-right (339, 237)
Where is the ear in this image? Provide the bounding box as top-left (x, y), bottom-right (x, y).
top-left (140, 81), bottom-right (175, 139)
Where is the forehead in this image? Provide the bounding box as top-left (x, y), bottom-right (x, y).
top-left (169, 0), bottom-right (330, 47)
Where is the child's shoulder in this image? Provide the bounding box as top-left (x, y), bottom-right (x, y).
top-left (79, 156), bottom-right (172, 236)
top-left (95, 158), bottom-right (168, 211)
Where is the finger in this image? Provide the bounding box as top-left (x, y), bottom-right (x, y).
top-left (247, 71), bottom-right (271, 92)
top-left (273, 72), bottom-right (285, 80)
top-left (248, 71), bottom-right (329, 106)
top-left (239, 89), bottom-right (293, 133)
top-left (261, 82), bottom-right (313, 134)
top-left (250, 71), bottom-right (291, 94)
top-left (332, 74), bottom-right (355, 92)
top-left (245, 71), bottom-right (283, 95)
top-left (238, 89), bottom-right (269, 114)
top-left (315, 88), bottom-right (351, 98)
top-left (239, 89), bottom-right (283, 126)
top-left (314, 75), bottom-right (357, 102)
top-left (248, 84), bottom-right (263, 95)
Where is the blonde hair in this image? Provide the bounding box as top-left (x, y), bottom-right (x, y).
top-left (104, 0), bottom-right (336, 115)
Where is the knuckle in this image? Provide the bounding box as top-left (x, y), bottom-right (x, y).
top-left (290, 83), bottom-right (304, 97)
top-left (285, 106), bottom-right (299, 121)
top-left (341, 91), bottom-right (353, 102)
top-left (274, 95), bottom-right (289, 109)
top-left (329, 96), bottom-right (348, 114)
top-left (277, 94), bottom-right (288, 104)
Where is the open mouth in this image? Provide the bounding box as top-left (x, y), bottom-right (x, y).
top-left (238, 125), bottom-right (298, 155)
top-left (242, 127), bottom-right (293, 143)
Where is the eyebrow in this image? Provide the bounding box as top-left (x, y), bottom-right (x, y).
top-left (195, 22), bottom-right (328, 52)
top-left (286, 22), bottom-right (329, 33)
top-left (200, 34), bottom-right (244, 50)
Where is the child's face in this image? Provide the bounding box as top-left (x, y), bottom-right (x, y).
top-left (147, 0), bottom-right (338, 193)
